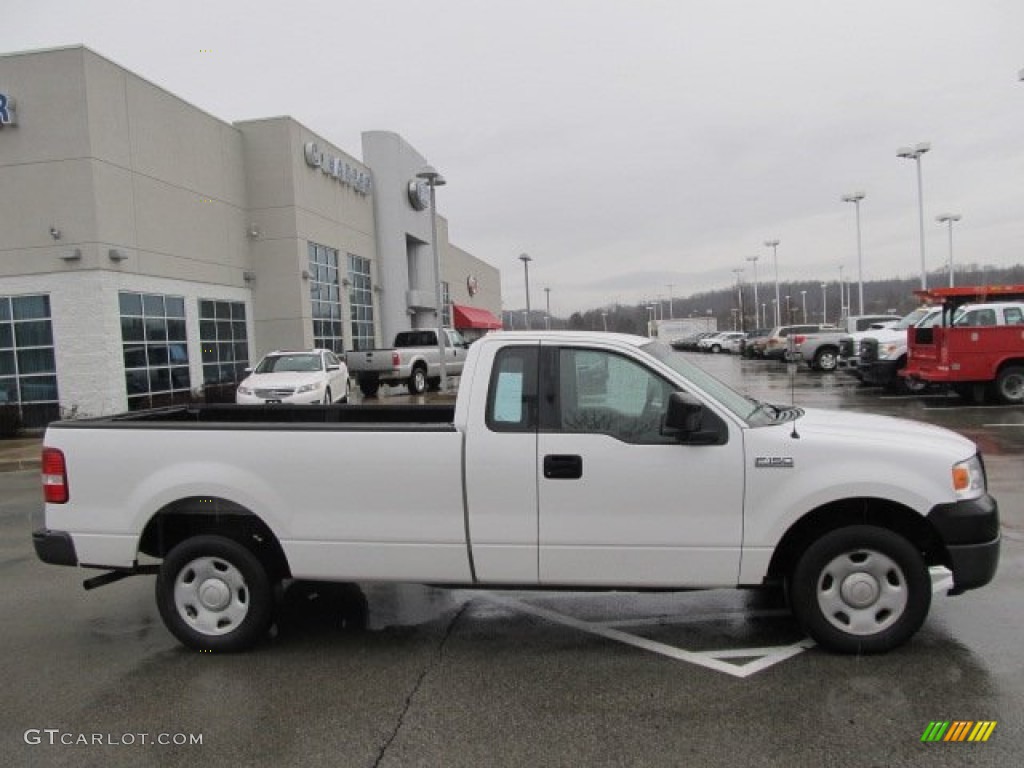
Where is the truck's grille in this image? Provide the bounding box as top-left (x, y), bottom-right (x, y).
top-left (839, 338), bottom-right (854, 358)
top-left (254, 388), bottom-right (295, 398)
top-left (859, 339), bottom-right (878, 364)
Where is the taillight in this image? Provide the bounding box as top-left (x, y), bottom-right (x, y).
top-left (42, 448), bottom-right (69, 504)
top-left (391, 351), bottom-right (401, 367)
top-left (793, 335), bottom-right (806, 345)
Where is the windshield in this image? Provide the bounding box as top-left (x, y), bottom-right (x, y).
top-left (644, 341), bottom-right (768, 424)
top-left (897, 307), bottom-right (932, 330)
top-left (255, 354), bottom-right (322, 373)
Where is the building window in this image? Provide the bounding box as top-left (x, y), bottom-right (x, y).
top-left (347, 254), bottom-right (375, 351)
top-left (441, 281), bottom-right (451, 328)
top-left (199, 300), bottom-right (249, 390)
top-left (119, 291), bottom-right (191, 410)
top-left (308, 242), bottom-right (343, 353)
top-left (0, 294), bottom-right (60, 428)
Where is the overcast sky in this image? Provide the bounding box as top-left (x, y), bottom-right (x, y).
top-left (4, 0), bottom-right (1024, 315)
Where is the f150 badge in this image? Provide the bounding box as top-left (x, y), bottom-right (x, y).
top-left (755, 457), bottom-right (795, 468)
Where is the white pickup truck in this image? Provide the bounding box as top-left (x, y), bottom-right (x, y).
top-left (34, 332), bottom-right (999, 654)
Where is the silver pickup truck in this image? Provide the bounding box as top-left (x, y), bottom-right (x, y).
top-left (793, 315), bottom-right (901, 371)
top-left (347, 328), bottom-right (469, 396)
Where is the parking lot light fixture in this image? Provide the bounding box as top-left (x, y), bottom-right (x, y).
top-left (936, 213), bottom-right (961, 287)
top-left (519, 253), bottom-right (533, 329)
top-left (841, 191), bottom-right (866, 315)
top-left (765, 239), bottom-right (781, 326)
top-left (896, 143), bottom-right (931, 290)
top-left (416, 165), bottom-right (448, 391)
top-left (820, 282), bottom-right (828, 324)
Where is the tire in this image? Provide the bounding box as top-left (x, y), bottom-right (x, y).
top-left (813, 348), bottom-right (838, 372)
top-left (994, 365), bottom-right (1024, 405)
top-left (324, 387), bottom-right (332, 405)
top-left (359, 376), bottom-right (380, 398)
top-left (789, 526), bottom-right (931, 654)
top-left (711, 344), bottom-right (721, 354)
top-left (156, 535), bottom-right (274, 652)
top-left (408, 366), bottom-right (427, 395)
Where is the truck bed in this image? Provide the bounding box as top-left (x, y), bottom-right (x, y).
top-left (50, 404), bottom-right (457, 431)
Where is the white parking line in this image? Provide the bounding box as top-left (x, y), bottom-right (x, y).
top-left (476, 593), bottom-right (809, 679)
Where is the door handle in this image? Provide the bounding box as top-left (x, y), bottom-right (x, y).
top-left (544, 454), bottom-right (583, 479)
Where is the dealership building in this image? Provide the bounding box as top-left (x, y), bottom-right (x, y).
top-left (0, 46), bottom-right (502, 427)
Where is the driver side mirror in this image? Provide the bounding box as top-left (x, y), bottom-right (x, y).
top-left (663, 392), bottom-right (724, 445)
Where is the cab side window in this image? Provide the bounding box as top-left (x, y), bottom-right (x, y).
top-left (557, 349), bottom-right (675, 444)
top-left (486, 346), bottom-right (539, 432)
top-left (1005, 307), bottom-right (1023, 325)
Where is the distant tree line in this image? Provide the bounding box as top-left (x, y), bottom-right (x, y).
top-left (503, 263), bottom-right (1024, 334)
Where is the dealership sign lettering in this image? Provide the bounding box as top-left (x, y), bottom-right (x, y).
top-left (303, 142), bottom-right (372, 195)
top-left (0, 93), bottom-right (16, 125)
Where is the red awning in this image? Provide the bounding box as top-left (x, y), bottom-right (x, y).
top-left (453, 304), bottom-right (503, 330)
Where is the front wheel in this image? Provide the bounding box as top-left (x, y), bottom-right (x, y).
top-left (789, 526), bottom-right (931, 654)
top-left (156, 535), bottom-right (274, 652)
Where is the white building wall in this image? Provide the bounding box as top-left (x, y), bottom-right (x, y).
top-left (0, 272), bottom-right (252, 417)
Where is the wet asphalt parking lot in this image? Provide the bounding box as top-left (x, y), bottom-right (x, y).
top-left (1, 354), bottom-right (1022, 767)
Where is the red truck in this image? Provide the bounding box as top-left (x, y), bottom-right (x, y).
top-left (901, 284), bottom-right (1024, 404)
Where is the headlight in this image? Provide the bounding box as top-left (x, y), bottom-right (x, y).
top-left (952, 455), bottom-right (986, 499)
top-left (294, 383), bottom-right (319, 394)
top-left (880, 342), bottom-right (900, 358)
top-left (237, 386), bottom-right (253, 396)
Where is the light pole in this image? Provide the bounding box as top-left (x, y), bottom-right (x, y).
top-left (761, 302), bottom-right (767, 328)
top-left (800, 290), bottom-right (807, 322)
top-left (667, 284), bottom-right (675, 319)
top-left (785, 295), bottom-right (791, 324)
top-left (745, 256), bottom-right (760, 328)
top-left (519, 253), bottom-right (532, 329)
top-left (897, 142), bottom-right (931, 290)
top-left (732, 268), bottom-right (745, 331)
top-left (416, 165), bottom-right (448, 391)
top-left (765, 239), bottom-right (781, 326)
top-left (820, 282), bottom-right (827, 324)
top-left (838, 264), bottom-right (845, 322)
top-left (841, 191), bottom-right (866, 315)
top-left (601, 311), bottom-right (608, 332)
top-left (936, 213), bottom-right (961, 287)
top-left (544, 287), bottom-right (552, 329)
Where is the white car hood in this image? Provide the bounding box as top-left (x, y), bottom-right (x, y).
top-left (779, 407), bottom-right (975, 459)
top-left (241, 372), bottom-right (323, 390)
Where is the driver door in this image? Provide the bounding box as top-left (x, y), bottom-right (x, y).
top-left (537, 345), bottom-right (744, 587)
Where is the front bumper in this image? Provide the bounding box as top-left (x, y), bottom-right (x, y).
top-left (861, 359), bottom-right (901, 387)
top-left (236, 390), bottom-right (326, 405)
top-left (33, 529), bottom-right (78, 566)
top-left (927, 494), bottom-right (1000, 593)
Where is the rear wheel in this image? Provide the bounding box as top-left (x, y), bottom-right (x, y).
top-left (789, 526), bottom-right (931, 654)
top-left (408, 366), bottom-right (427, 395)
top-left (995, 365), bottom-right (1024, 405)
top-left (813, 348), bottom-right (838, 372)
top-left (156, 535), bottom-right (274, 652)
top-left (359, 376), bottom-right (380, 398)
top-left (710, 344), bottom-right (721, 354)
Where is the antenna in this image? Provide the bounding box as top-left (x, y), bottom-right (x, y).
top-left (787, 340), bottom-right (801, 439)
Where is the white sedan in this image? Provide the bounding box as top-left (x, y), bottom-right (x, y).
top-left (236, 349), bottom-right (350, 405)
top-left (696, 332), bottom-right (746, 354)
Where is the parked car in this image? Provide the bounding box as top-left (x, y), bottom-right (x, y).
top-left (671, 331), bottom-right (718, 351)
top-left (236, 349), bottom-right (349, 405)
top-left (762, 324), bottom-right (832, 361)
top-left (697, 331), bottom-right (745, 354)
top-left (347, 328), bottom-right (469, 397)
top-left (740, 328), bottom-right (771, 358)
top-left (792, 315), bottom-right (902, 372)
